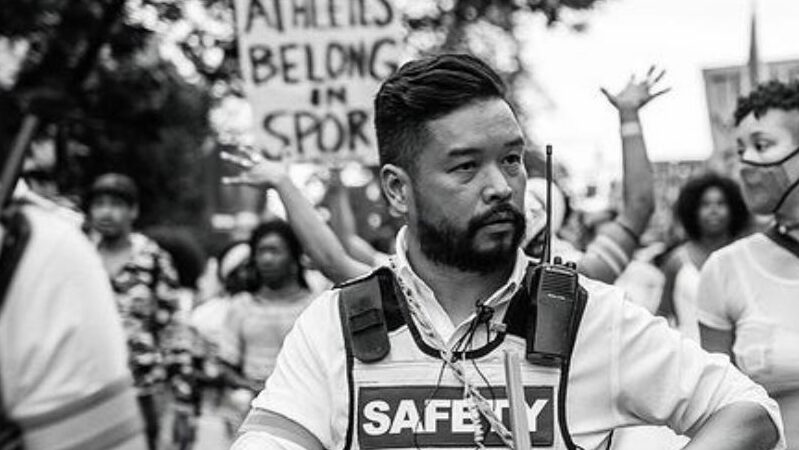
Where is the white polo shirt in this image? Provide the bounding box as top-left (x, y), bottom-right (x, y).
top-left (235, 228), bottom-right (785, 450)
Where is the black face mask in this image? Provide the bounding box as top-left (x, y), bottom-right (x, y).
top-left (739, 145), bottom-right (799, 215)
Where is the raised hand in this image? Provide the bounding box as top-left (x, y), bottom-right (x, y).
top-left (220, 149), bottom-right (288, 189)
top-left (601, 65), bottom-right (671, 112)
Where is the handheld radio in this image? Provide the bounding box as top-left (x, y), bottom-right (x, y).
top-left (526, 145), bottom-right (583, 366)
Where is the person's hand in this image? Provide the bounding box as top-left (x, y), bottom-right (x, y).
top-left (221, 150), bottom-right (289, 189)
top-left (601, 66), bottom-right (670, 113)
top-left (328, 164), bottom-right (345, 190)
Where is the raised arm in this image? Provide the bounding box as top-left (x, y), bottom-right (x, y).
top-left (604, 66), bottom-right (667, 235)
top-left (577, 67), bottom-right (666, 283)
top-left (326, 167), bottom-right (385, 266)
top-left (222, 152), bottom-right (370, 284)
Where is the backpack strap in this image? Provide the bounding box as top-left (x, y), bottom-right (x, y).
top-left (0, 206), bottom-right (32, 449)
top-left (338, 268), bottom-right (392, 363)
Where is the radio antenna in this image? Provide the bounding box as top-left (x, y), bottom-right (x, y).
top-left (543, 145), bottom-right (553, 264)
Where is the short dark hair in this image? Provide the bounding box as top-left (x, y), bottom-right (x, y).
top-left (88, 173), bottom-right (139, 206)
top-left (674, 172), bottom-right (750, 241)
top-left (248, 219), bottom-right (308, 289)
top-left (374, 53), bottom-right (508, 174)
top-left (734, 80), bottom-right (799, 126)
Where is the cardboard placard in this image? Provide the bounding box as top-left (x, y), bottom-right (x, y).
top-left (234, 0), bottom-right (404, 164)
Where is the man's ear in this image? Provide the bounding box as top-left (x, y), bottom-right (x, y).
top-left (380, 164), bottom-right (410, 216)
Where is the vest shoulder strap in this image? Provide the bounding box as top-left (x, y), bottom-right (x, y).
top-left (338, 267), bottom-right (392, 363)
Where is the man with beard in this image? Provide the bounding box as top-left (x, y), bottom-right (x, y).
top-left (218, 220), bottom-right (314, 420)
top-left (229, 54), bottom-right (783, 450)
top-left (697, 80), bottom-right (799, 449)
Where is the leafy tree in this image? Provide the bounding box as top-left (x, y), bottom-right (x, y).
top-left (0, 0), bottom-right (214, 233)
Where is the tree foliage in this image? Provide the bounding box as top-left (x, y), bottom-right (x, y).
top-left (0, 0), bottom-right (213, 231)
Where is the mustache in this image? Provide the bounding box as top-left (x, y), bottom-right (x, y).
top-left (469, 203), bottom-right (525, 231)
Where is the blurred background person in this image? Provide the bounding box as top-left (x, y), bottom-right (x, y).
top-left (611, 172), bottom-right (750, 450)
top-left (657, 173), bottom-right (750, 341)
top-left (192, 241), bottom-right (252, 374)
top-left (190, 241), bottom-right (251, 449)
top-left (217, 220), bottom-right (314, 424)
top-left (698, 80), bottom-right (799, 449)
top-left (147, 226), bottom-right (209, 450)
top-left (1, 183), bottom-right (147, 449)
top-left (86, 173), bottom-right (198, 450)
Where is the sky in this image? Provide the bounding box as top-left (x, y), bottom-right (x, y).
top-left (517, 0), bottom-right (799, 181)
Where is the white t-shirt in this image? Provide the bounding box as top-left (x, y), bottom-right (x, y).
top-left (698, 232), bottom-right (799, 448)
top-left (0, 205), bottom-right (132, 418)
top-left (0, 203), bottom-right (145, 450)
top-left (219, 290), bottom-right (313, 383)
top-left (235, 231), bottom-right (785, 450)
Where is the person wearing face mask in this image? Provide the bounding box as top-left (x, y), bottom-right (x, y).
top-left (697, 80), bottom-right (799, 449)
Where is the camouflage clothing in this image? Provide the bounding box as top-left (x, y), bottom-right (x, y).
top-left (103, 232), bottom-right (197, 409)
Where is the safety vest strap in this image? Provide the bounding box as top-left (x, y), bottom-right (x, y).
top-left (18, 378), bottom-right (144, 450)
top-left (338, 268), bottom-right (393, 363)
top-left (339, 264), bottom-right (589, 365)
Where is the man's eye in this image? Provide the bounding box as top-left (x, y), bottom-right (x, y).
top-left (453, 161), bottom-right (477, 172)
top-left (504, 154), bottom-right (522, 165)
top-left (754, 140), bottom-right (770, 151)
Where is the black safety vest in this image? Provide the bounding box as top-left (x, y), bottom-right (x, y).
top-left (338, 266), bottom-right (589, 450)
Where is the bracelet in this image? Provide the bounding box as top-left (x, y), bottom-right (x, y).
top-left (613, 218), bottom-right (640, 245)
top-left (620, 121), bottom-right (642, 137)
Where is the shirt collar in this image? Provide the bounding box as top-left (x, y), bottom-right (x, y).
top-left (390, 226), bottom-right (529, 339)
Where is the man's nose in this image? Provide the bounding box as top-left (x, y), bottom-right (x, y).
top-left (482, 164), bottom-right (513, 203)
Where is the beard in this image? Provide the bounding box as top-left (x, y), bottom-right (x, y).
top-left (416, 200), bottom-right (525, 274)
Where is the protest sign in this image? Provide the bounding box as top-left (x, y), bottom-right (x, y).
top-left (234, 0), bottom-right (403, 164)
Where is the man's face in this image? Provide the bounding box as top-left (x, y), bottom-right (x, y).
top-left (407, 98), bottom-right (527, 273)
top-left (735, 109), bottom-right (799, 212)
top-left (254, 232), bottom-right (296, 288)
top-left (697, 186), bottom-right (730, 238)
top-left (89, 194), bottom-right (137, 240)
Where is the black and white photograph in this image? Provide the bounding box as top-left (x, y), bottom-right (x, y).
top-left (1, 0), bottom-right (797, 449)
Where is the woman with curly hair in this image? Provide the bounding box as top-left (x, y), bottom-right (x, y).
top-left (658, 172), bottom-right (751, 341)
top-left (699, 80), bottom-right (799, 449)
